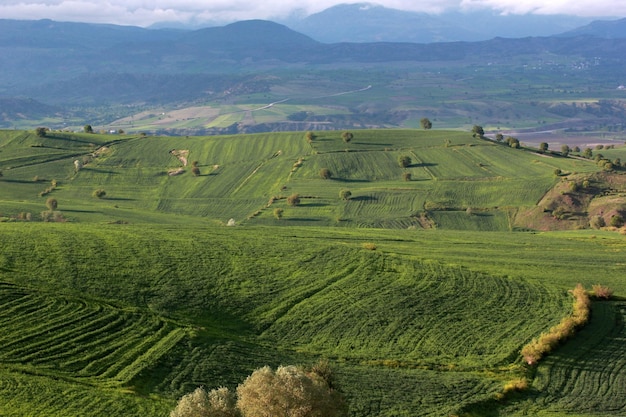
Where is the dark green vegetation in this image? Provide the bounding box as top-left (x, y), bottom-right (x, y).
top-left (2, 128), bottom-right (626, 416)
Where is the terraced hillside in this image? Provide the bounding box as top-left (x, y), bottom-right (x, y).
top-left (0, 129), bottom-right (606, 229)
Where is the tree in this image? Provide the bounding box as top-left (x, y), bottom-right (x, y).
top-left (305, 131), bottom-right (315, 143)
top-left (495, 133), bottom-right (504, 142)
top-left (561, 145), bottom-right (570, 157)
top-left (403, 172), bottom-right (412, 181)
top-left (192, 166), bottom-right (201, 176)
top-left (610, 214), bottom-right (624, 228)
top-left (84, 124), bottom-right (94, 134)
top-left (170, 386), bottom-right (239, 417)
top-left (339, 190), bottom-right (351, 200)
top-left (319, 168), bottom-right (332, 179)
top-left (237, 365), bottom-right (346, 417)
top-left (273, 208), bottom-right (284, 220)
top-left (45, 198), bottom-right (58, 211)
top-left (539, 142), bottom-right (549, 153)
top-left (590, 215), bottom-right (605, 229)
top-left (92, 189), bottom-right (106, 198)
top-left (35, 127), bottom-right (47, 137)
top-left (471, 125), bottom-right (484, 138)
top-left (582, 148), bottom-right (593, 159)
top-left (398, 155), bottom-right (412, 168)
top-left (420, 118), bottom-right (432, 129)
top-left (287, 194), bottom-right (301, 206)
top-left (341, 131), bottom-right (353, 143)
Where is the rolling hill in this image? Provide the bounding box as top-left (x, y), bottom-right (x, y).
top-left (2, 128), bottom-right (626, 416)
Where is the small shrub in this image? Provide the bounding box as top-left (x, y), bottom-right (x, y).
top-left (592, 284), bottom-right (613, 300)
top-left (590, 215), bottom-right (605, 229)
top-left (191, 166), bottom-right (201, 176)
top-left (227, 218), bottom-right (236, 226)
top-left (319, 168), bottom-right (332, 179)
top-left (341, 131), bottom-right (353, 143)
top-left (362, 242), bottom-right (377, 250)
top-left (554, 168), bottom-right (562, 176)
top-left (339, 190), bottom-right (351, 200)
top-left (45, 198), bottom-right (58, 211)
top-left (273, 208), bottom-right (284, 220)
top-left (610, 214), bottom-right (624, 228)
top-left (287, 194), bottom-right (301, 206)
top-left (92, 189), bottom-right (106, 198)
top-left (403, 172), bottom-right (412, 181)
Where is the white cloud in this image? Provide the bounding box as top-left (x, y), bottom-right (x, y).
top-left (0, 0), bottom-right (622, 27)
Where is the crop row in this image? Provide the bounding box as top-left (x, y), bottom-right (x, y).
top-left (259, 254), bottom-right (570, 367)
top-left (0, 282), bottom-right (187, 386)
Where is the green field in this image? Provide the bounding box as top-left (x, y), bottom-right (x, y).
top-left (2, 129), bottom-right (626, 416)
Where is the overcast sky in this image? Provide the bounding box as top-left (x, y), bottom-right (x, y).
top-left (1, 0), bottom-right (623, 27)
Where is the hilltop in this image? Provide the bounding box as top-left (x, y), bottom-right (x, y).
top-left (1, 128), bottom-right (625, 231)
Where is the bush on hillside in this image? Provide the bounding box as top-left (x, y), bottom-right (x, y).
top-left (171, 363), bottom-right (346, 417)
top-left (339, 190), bottom-right (351, 200)
top-left (287, 194), bottom-right (301, 206)
top-left (92, 189), bottom-right (106, 198)
top-left (320, 168), bottom-right (332, 179)
top-left (398, 156), bottom-right (411, 168)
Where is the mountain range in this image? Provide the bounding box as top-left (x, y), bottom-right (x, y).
top-left (1, 9), bottom-right (626, 130)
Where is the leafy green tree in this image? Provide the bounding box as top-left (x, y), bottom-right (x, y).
top-left (420, 118), bottom-right (432, 129)
top-left (471, 125), bottom-right (484, 138)
top-left (398, 155), bottom-right (412, 168)
top-left (341, 131), bottom-right (353, 143)
top-left (495, 133), bottom-right (504, 142)
top-left (319, 168), bottom-right (332, 179)
top-left (305, 131), bottom-right (315, 143)
top-left (84, 124), bottom-right (94, 134)
top-left (561, 145), bottom-right (570, 157)
top-left (273, 208), bottom-right (284, 220)
top-left (192, 166), bottom-right (201, 176)
top-left (339, 190), bottom-right (351, 200)
top-left (35, 127), bottom-right (47, 137)
top-left (582, 148), bottom-right (593, 158)
top-left (403, 172), bottom-right (412, 181)
top-left (539, 142), bottom-right (548, 153)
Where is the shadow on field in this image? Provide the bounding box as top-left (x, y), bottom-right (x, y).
top-left (334, 178), bottom-right (371, 183)
top-left (411, 162), bottom-right (437, 168)
top-left (0, 179), bottom-right (34, 184)
top-left (105, 197), bottom-right (135, 201)
top-left (304, 203), bottom-right (328, 207)
top-left (288, 218), bottom-right (321, 222)
top-left (353, 142), bottom-right (392, 146)
top-left (63, 209), bottom-right (98, 213)
top-left (351, 195), bottom-right (377, 201)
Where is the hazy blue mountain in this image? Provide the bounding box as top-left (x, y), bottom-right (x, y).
top-left (282, 3), bottom-right (598, 43)
top-left (558, 17), bottom-right (626, 38)
top-left (2, 17), bottom-right (626, 111)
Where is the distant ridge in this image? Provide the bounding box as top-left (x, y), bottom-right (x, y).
top-left (558, 17), bottom-right (626, 38)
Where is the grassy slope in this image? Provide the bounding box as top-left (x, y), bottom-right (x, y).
top-left (0, 129), bottom-right (602, 228)
top-left (2, 129), bottom-right (626, 416)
